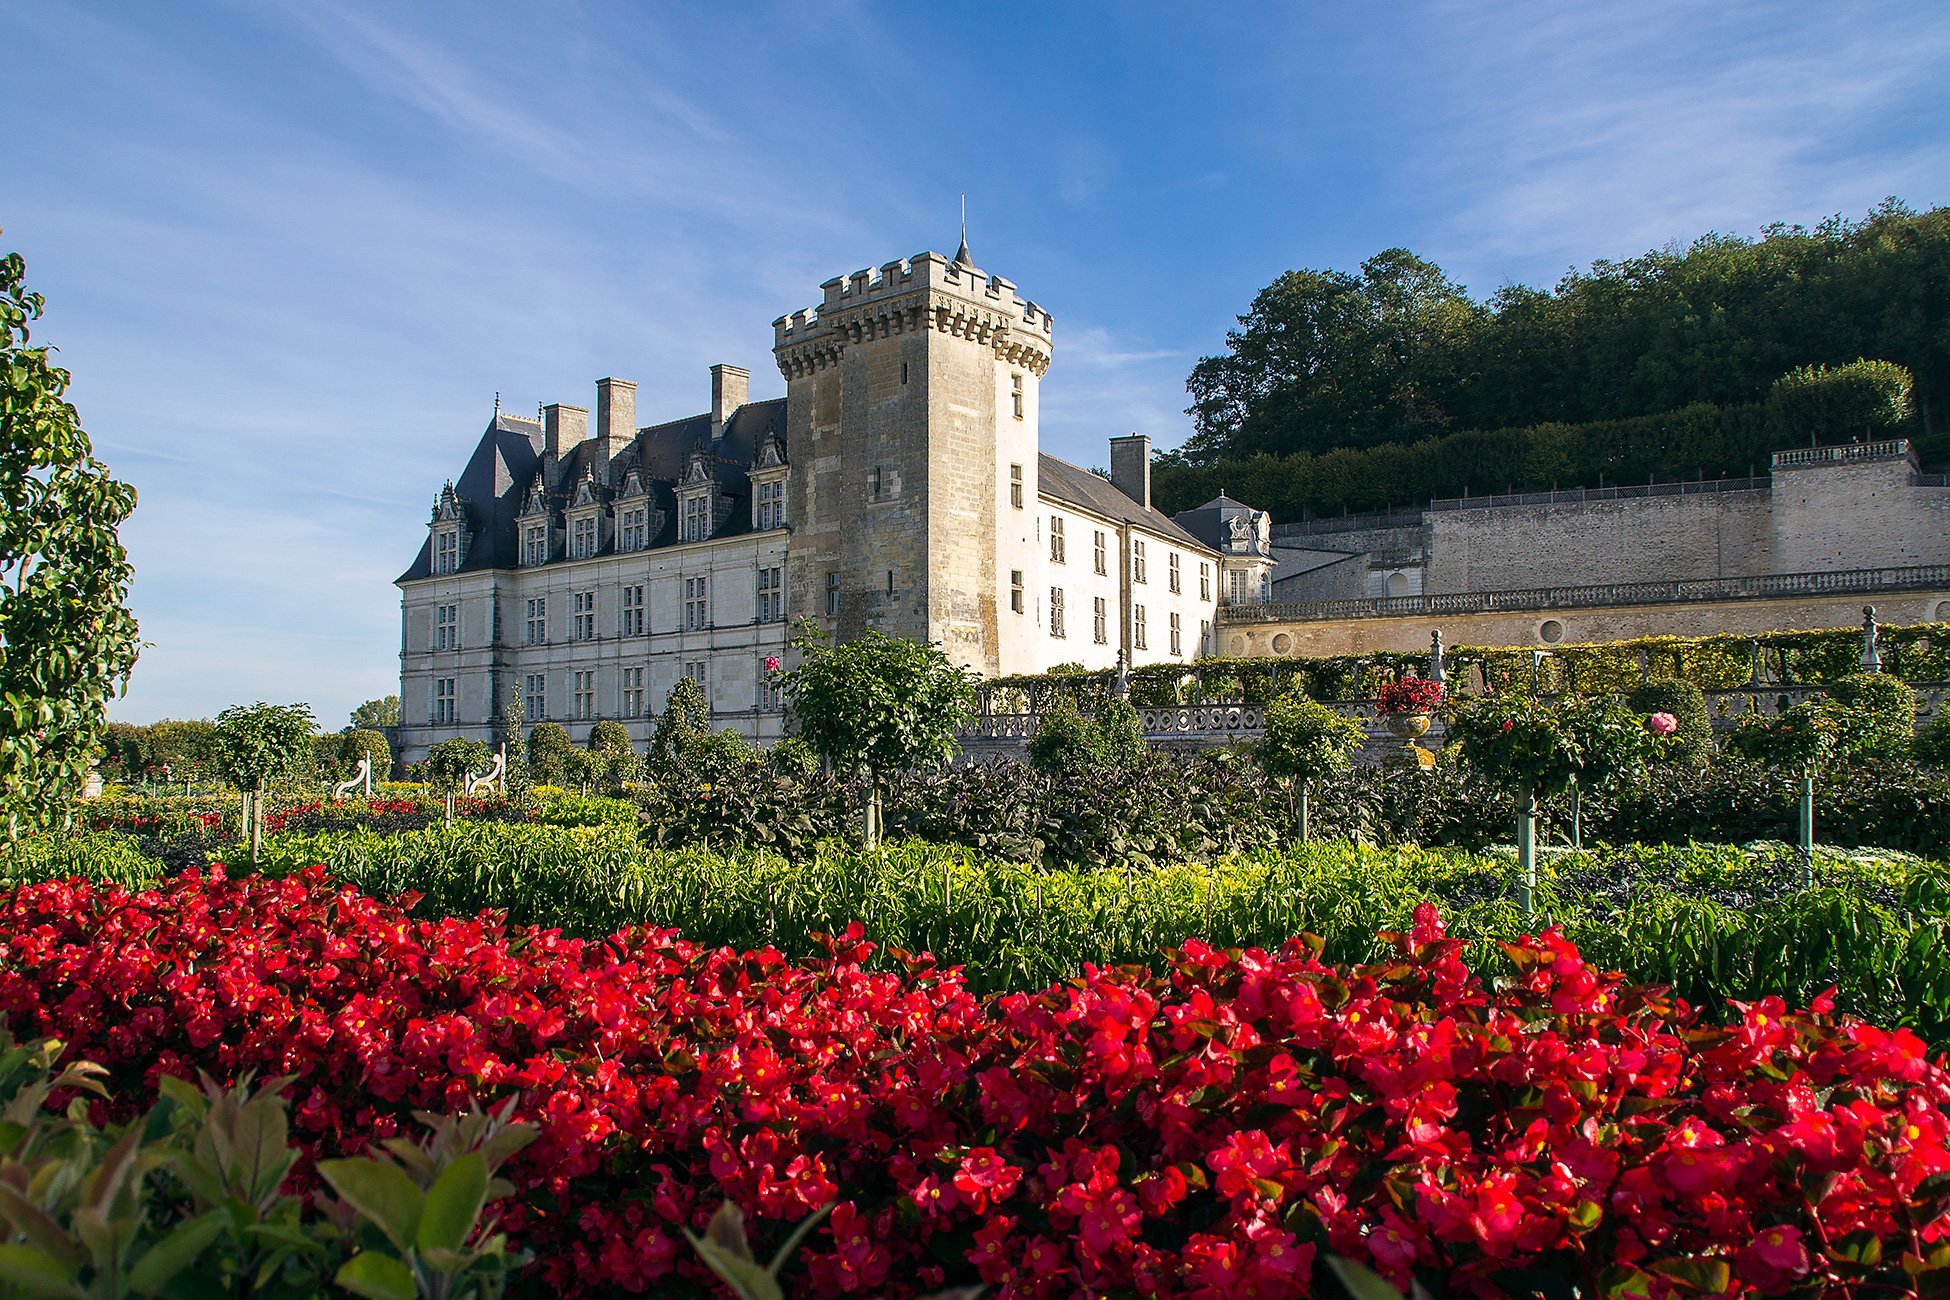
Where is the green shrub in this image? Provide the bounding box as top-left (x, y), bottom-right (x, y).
top-left (690, 729), bottom-right (760, 785)
top-left (768, 736), bottom-right (820, 778)
top-left (0, 830), bottom-right (161, 888)
top-left (1026, 696), bottom-right (1109, 774)
top-left (526, 722), bottom-right (573, 787)
top-left (648, 678), bottom-right (711, 781)
top-left (1918, 713), bottom-right (1950, 769)
top-left (1825, 672), bottom-right (1918, 759)
top-left (1626, 678), bottom-right (1712, 764)
top-left (424, 737), bottom-right (494, 794)
top-left (587, 719), bottom-right (634, 754)
top-left (342, 727), bottom-right (392, 778)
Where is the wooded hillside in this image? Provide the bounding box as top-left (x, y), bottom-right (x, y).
top-left (1156, 201), bottom-right (1949, 518)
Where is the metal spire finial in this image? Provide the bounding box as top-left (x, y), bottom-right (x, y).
top-left (954, 193), bottom-right (973, 267)
top-left (493, 390), bottom-right (501, 415)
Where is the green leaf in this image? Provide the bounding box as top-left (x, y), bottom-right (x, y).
top-left (416, 1153), bottom-right (488, 1258)
top-left (0, 1243), bottom-right (86, 1297)
top-left (333, 1251), bottom-right (418, 1300)
top-left (1323, 1255), bottom-right (1407, 1300)
top-left (317, 1159), bottom-right (423, 1254)
top-left (127, 1210), bottom-right (228, 1295)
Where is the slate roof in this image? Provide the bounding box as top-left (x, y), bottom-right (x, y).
top-left (1037, 454), bottom-right (1213, 552)
top-left (1171, 492), bottom-right (1273, 556)
top-left (397, 399), bottom-right (787, 583)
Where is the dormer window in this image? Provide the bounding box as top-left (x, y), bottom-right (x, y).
top-left (682, 496), bottom-right (709, 543)
top-left (434, 529), bottom-right (459, 575)
top-left (571, 516), bottom-right (598, 560)
top-left (755, 480), bottom-right (785, 531)
top-left (522, 524), bottom-right (549, 567)
top-left (620, 506), bottom-right (649, 551)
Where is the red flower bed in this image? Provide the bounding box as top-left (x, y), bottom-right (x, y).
top-left (1, 869), bottom-right (1946, 1297)
top-left (1375, 677), bottom-right (1445, 717)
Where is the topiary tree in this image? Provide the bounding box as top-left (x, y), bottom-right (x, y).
top-left (687, 729), bottom-right (759, 787)
top-left (341, 728), bottom-right (392, 782)
top-left (1258, 689), bottom-right (1366, 841)
top-left (213, 702), bottom-right (317, 862)
top-left (1768, 359), bottom-right (1913, 447)
top-left (648, 678), bottom-right (711, 782)
top-left (587, 719), bottom-right (633, 755)
top-left (526, 722), bottom-right (572, 788)
top-left (768, 736), bottom-right (820, 779)
top-left (1727, 700), bottom-right (1842, 882)
top-left (1549, 693), bottom-right (1649, 848)
top-left (0, 245), bottom-right (141, 838)
top-left (1626, 678), bottom-right (1712, 766)
top-left (774, 628), bottom-right (975, 845)
top-left (424, 738), bottom-right (493, 806)
top-left (1094, 695), bottom-right (1146, 767)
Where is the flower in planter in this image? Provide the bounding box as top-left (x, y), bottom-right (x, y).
top-left (1374, 677), bottom-right (1445, 717)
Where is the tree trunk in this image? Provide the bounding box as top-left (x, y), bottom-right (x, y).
top-left (249, 786), bottom-right (264, 865)
top-left (1517, 784), bottom-right (1538, 916)
top-left (1568, 777), bottom-right (1582, 851)
top-left (1297, 782), bottom-right (1311, 844)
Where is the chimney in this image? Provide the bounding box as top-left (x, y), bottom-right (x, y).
top-left (1109, 433), bottom-right (1152, 510)
top-left (711, 364), bottom-right (750, 441)
top-left (596, 377), bottom-right (636, 461)
top-left (543, 403), bottom-right (588, 461)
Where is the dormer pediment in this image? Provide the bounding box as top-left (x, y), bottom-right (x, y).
top-left (573, 476), bottom-right (600, 508)
top-left (753, 436), bottom-right (786, 471)
top-left (681, 452), bottom-right (716, 489)
top-left (431, 481), bottom-right (468, 525)
top-left (517, 476), bottom-right (549, 519)
top-left (619, 469), bottom-right (647, 499)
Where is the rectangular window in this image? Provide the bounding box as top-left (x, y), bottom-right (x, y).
top-left (1093, 530), bottom-right (1107, 576)
top-left (1009, 463), bottom-right (1023, 509)
top-left (435, 530), bottom-right (458, 575)
top-left (758, 669), bottom-right (782, 713)
top-left (684, 660), bottom-right (709, 707)
top-left (1200, 562), bottom-right (1211, 602)
top-left (1010, 569), bottom-right (1024, 614)
top-left (1169, 611), bottom-right (1182, 656)
top-left (434, 603), bottom-right (458, 651)
top-left (573, 670), bottom-right (595, 721)
top-left (1229, 569), bottom-right (1251, 604)
top-left (756, 480), bottom-right (785, 530)
top-left (620, 585), bottom-right (645, 637)
top-left (523, 524), bottom-right (547, 567)
top-left (622, 666), bottom-right (645, 718)
top-left (1169, 552), bottom-right (1181, 594)
top-left (433, 677), bottom-right (456, 725)
top-left (825, 571), bottom-right (840, 617)
top-left (758, 566), bottom-right (784, 623)
top-left (620, 507), bottom-right (648, 552)
top-left (1049, 587), bottom-right (1065, 639)
top-left (1011, 372), bottom-right (1024, 420)
top-left (1132, 540), bottom-right (1147, 584)
top-left (868, 466), bottom-right (883, 499)
top-left (525, 597), bottom-right (546, 646)
top-left (524, 673), bottom-right (546, 722)
top-left (1049, 516), bottom-right (1065, 563)
top-left (682, 496), bottom-right (708, 543)
top-left (572, 516), bottom-right (597, 560)
top-left (1093, 596), bottom-right (1108, 645)
top-left (1200, 619), bottom-right (1211, 655)
top-left (572, 590), bottom-right (596, 641)
top-left (1134, 604), bottom-right (1148, 650)
top-left (684, 576), bottom-right (709, 631)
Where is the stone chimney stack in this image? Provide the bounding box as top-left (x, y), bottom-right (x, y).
top-left (543, 403), bottom-right (588, 461)
top-left (1109, 433), bottom-right (1152, 510)
top-left (711, 364), bottom-right (749, 442)
top-left (596, 378), bottom-right (637, 462)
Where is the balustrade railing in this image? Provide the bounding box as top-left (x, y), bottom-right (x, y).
top-left (1222, 564), bottom-right (1950, 626)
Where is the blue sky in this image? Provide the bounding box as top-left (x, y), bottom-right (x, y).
top-left (4, 1), bottom-right (1947, 726)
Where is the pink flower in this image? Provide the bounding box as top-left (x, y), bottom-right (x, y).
top-left (764, 655), bottom-right (782, 674)
top-left (1647, 712), bottom-right (1678, 736)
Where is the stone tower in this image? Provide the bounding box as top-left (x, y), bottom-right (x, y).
top-left (773, 248), bottom-right (1055, 675)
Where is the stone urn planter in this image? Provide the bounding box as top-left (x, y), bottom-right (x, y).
top-left (1383, 713), bottom-right (1431, 741)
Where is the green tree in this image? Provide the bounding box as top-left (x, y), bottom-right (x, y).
top-left (423, 737), bottom-right (492, 796)
top-left (1768, 359), bottom-right (1913, 446)
top-left (1026, 696), bottom-right (1110, 775)
top-left (213, 702), bottom-right (317, 862)
top-left (0, 246), bottom-right (140, 838)
top-left (774, 628), bottom-right (975, 845)
top-left (1626, 678), bottom-right (1713, 766)
top-left (341, 727), bottom-right (392, 781)
top-left (349, 694), bottom-right (402, 730)
top-left (526, 722), bottom-right (572, 788)
top-left (1258, 690), bottom-right (1366, 840)
top-left (647, 678), bottom-right (711, 782)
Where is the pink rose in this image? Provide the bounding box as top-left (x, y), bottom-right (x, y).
top-left (764, 655), bottom-right (782, 674)
top-left (1647, 712), bottom-right (1678, 736)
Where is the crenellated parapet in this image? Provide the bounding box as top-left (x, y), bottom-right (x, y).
top-left (772, 251), bottom-right (1055, 379)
